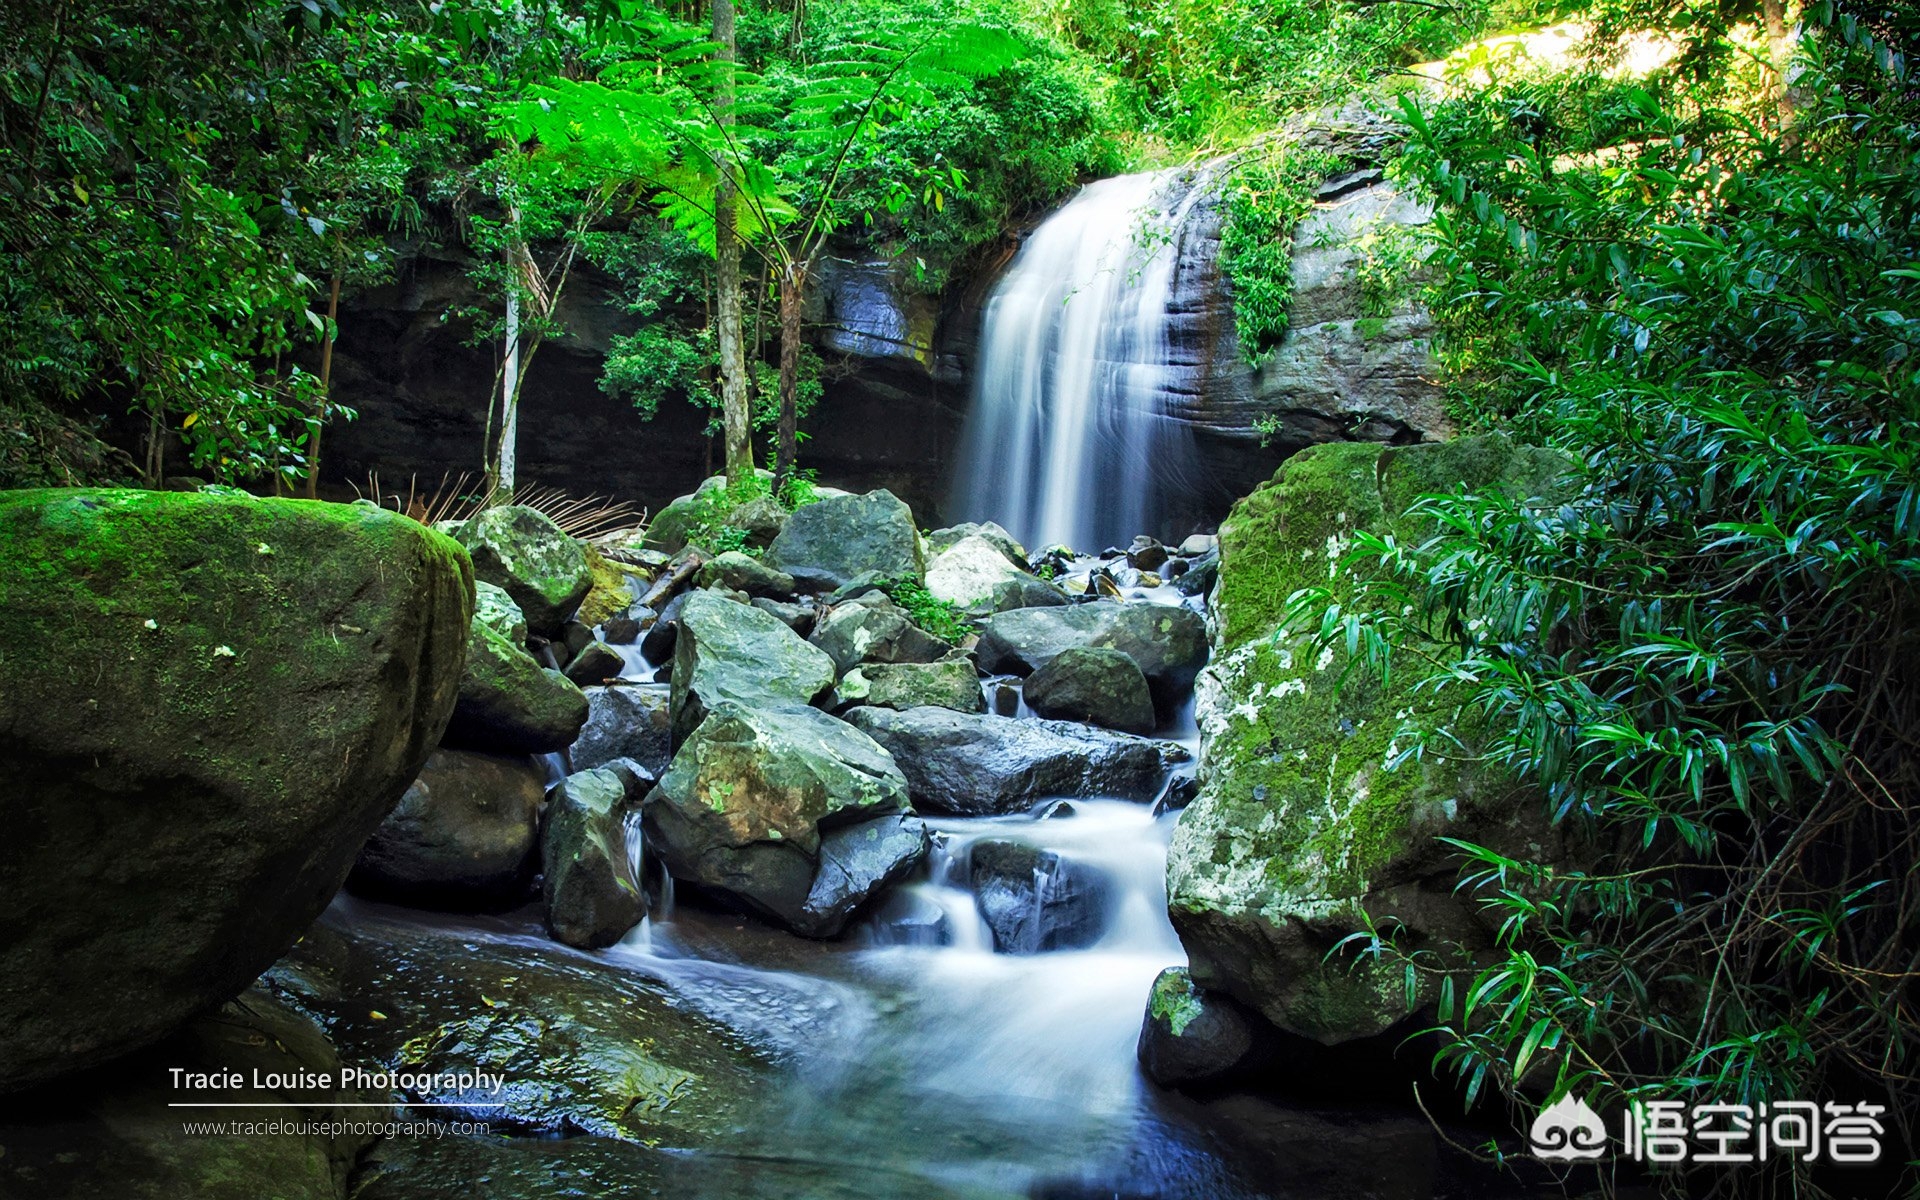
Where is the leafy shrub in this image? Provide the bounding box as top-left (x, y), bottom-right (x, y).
top-left (1294, 12), bottom-right (1920, 1189)
top-left (1217, 145), bottom-right (1340, 363)
top-left (880, 575), bottom-right (972, 644)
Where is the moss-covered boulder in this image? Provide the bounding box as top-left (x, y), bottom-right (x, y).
top-left (696, 550), bottom-right (797, 598)
top-left (1137, 966), bottom-right (1285, 1088)
top-left (348, 748), bottom-right (546, 909)
top-left (543, 767), bottom-right (645, 949)
top-left (444, 621), bottom-right (589, 754)
top-left (1166, 437), bottom-right (1571, 1045)
top-left (575, 546), bottom-right (639, 628)
top-left (808, 595), bottom-right (952, 677)
top-left (670, 591), bottom-right (836, 741)
top-left (1023, 646), bottom-right (1156, 734)
top-left (453, 505), bottom-right (591, 636)
top-left (0, 488), bottom-right (470, 1090)
top-left (474, 580), bottom-right (528, 644)
top-left (643, 701), bottom-right (917, 936)
top-left (766, 489), bottom-right (923, 592)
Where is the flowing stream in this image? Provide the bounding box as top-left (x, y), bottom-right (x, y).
top-left (950, 168), bottom-right (1217, 553)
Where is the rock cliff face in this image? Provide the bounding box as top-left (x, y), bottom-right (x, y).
top-left (321, 252), bottom-right (966, 523)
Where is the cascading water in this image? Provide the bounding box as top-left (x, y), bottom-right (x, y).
top-left (950, 168), bottom-right (1218, 553)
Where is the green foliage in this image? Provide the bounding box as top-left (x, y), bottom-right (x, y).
top-left (507, 8), bottom-right (1027, 265)
top-left (1294, 10), bottom-right (1920, 1187)
top-left (681, 475), bottom-right (771, 557)
top-left (677, 467), bottom-right (818, 555)
top-left (1027, 0), bottom-right (1481, 146)
top-left (602, 325), bottom-right (715, 421)
top-left (1217, 145), bottom-right (1341, 364)
top-left (880, 574), bottom-right (972, 643)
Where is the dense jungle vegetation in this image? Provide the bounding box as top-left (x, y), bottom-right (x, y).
top-left (2, 0), bottom-right (1916, 1193)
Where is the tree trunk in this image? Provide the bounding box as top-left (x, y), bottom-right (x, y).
top-left (775, 260), bottom-right (806, 495)
top-left (306, 251), bottom-right (342, 500)
top-left (498, 254), bottom-right (521, 502)
top-left (712, 0), bottom-right (753, 487)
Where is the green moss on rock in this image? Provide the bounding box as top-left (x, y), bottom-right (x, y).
top-left (0, 488), bottom-right (472, 1088)
top-left (1167, 437), bottom-right (1571, 1044)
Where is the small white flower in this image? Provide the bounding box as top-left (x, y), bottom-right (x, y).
top-left (212, 646), bottom-right (236, 658)
top-left (143, 618), bottom-right (158, 631)
top-left (1315, 646), bottom-right (1335, 672)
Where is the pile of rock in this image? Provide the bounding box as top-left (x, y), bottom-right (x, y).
top-left (332, 482), bottom-right (1213, 957)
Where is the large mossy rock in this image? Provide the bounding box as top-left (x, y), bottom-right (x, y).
top-left (575, 546), bottom-right (640, 628)
top-left (0, 985), bottom-right (387, 1200)
top-left (348, 748), bottom-right (546, 908)
top-left (766, 489), bottom-right (923, 592)
top-left (671, 591), bottom-right (837, 741)
top-left (696, 550), bottom-right (797, 598)
top-left (843, 706), bottom-right (1184, 815)
top-left (453, 505), bottom-right (591, 636)
top-left (975, 600), bottom-right (1207, 718)
top-left (1166, 437), bottom-right (1571, 1045)
top-left (923, 534), bottom-right (1067, 616)
top-left (543, 767), bottom-right (645, 949)
top-left (444, 621), bottom-right (589, 754)
top-left (0, 489), bottom-right (471, 1090)
top-left (643, 702), bottom-right (919, 936)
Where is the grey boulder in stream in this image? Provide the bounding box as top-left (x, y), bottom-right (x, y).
top-left (0, 488), bottom-right (471, 1090)
top-left (670, 590), bottom-right (837, 741)
top-left (643, 701), bottom-right (925, 937)
top-left (843, 706), bottom-right (1186, 815)
top-left (543, 766), bottom-right (648, 949)
top-left (765, 488), bottom-right (924, 591)
top-left (349, 748), bottom-right (547, 908)
top-left (974, 600), bottom-right (1208, 717)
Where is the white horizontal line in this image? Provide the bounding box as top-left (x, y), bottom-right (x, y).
top-left (166, 1103), bottom-right (506, 1108)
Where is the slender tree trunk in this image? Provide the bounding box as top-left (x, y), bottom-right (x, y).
top-left (498, 240), bottom-right (522, 502)
top-left (787, 0), bottom-right (806, 51)
top-left (712, 0), bottom-right (753, 487)
top-left (774, 260), bottom-right (806, 494)
top-left (144, 401), bottom-right (163, 487)
top-left (307, 246), bottom-right (342, 500)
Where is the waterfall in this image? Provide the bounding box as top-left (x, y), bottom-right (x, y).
top-left (950, 167), bottom-right (1219, 553)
